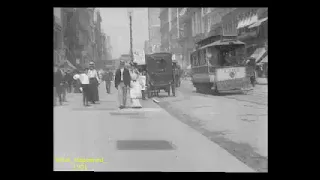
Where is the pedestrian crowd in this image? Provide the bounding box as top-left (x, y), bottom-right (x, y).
top-left (54, 60), bottom-right (147, 110)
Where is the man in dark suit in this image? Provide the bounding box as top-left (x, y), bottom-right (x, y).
top-left (54, 64), bottom-right (65, 105)
top-left (115, 60), bottom-right (131, 109)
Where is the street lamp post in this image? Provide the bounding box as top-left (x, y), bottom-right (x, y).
top-left (128, 9), bottom-right (133, 64)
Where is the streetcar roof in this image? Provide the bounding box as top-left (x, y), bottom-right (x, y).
top-left (198, 40), bottom-right (245, 50)
top-left (147, 52), bottom-right (172, 56)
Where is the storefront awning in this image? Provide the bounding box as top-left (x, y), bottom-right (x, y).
top-left (250, 48), bottom-right (266, 62)
top-left (59, 59), bottom-right (77, 70)
top-left (249, 17), bottom-right (268, 28)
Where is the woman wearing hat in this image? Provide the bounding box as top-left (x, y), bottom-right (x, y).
top-left (88, 61), bottom-right (100, 103)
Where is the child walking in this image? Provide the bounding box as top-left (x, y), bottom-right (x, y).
top-left (73, 68), bottom-right (90, 106)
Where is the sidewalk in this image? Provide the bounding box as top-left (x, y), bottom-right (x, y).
top-left (54, 82), bottom-right (254, 172)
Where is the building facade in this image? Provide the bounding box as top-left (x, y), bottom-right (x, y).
top-left (54, 8), bottom-right (64, 65)
top-left (221, 8), bottom-right (268, 57)
top-left (177, 8), bottom-right (235, 69)
top-left (160, 8), bottom-right (170, 52)
top-left (93, 9), bottom-right (103, 65)
top-left (106, 36), bottom-right (112, 60)
top-left (177, 8), bottom-right (193, 69)
top-left (148, 8), bottom-right (161, 53)
top-left (59, 8), bottom-right (109, 69)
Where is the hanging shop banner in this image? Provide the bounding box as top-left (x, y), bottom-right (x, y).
top-left (133, 49), bottom-right (146, 65)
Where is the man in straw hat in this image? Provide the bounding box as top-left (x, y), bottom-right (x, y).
top-left (115, 60), bottom-right (131, 109)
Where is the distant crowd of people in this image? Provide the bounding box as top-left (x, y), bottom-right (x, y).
top-left (54, 60), bottom-right (147, 110)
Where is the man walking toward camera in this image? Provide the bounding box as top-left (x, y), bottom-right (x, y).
top-left (115, 61), bottom-right (131, 109)
top-left (103, 69), bottom-right (113, 94)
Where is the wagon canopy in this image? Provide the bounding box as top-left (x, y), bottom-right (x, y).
top-left (146, 52), bottom-right (173, 86)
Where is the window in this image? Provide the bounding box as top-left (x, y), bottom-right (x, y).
top-left (195, 12), bottom-right (199, 34)
top-left (92, 29), bottom-right (95, 43)
top-left (201, 15), bottom-right (205, 34)
top-left (197, 11), bottom-right (202, 34)
top-left (192, 13), bottom-right (195, 36)
top-left (155, 59), bottom-right (167, 72)
top-left (207, 15), bottom-right (212, 33)
top-left (199, 49), bottom-right (206, 66)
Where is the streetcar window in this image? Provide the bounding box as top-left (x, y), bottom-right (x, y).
top-left (200, 49), bottom-right (206, 66)
top-left (207, 46), bottom-right (219, 66)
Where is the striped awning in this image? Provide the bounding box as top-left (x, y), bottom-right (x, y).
top-left (249, 17), bottom-right (268, 28)
top-left (251, 48), bottom-right (266, 62)
top-left (259, 55), bottom-right (268, 63)
top-left (59, 59), bottom-right (77, 70)
top-left (179, 8), bottom-right (187, 16)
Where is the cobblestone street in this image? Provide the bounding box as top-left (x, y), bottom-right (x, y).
top-left (154, 80), bottom-right (268, 172)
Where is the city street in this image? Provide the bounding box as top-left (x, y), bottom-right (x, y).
top-left (54, 82), bottom-right (254, 172)
top-left (155, 79), bottom-right (268, 172)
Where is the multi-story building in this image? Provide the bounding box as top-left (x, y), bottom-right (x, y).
top-left (64, 8), bottom-right (95, 68)
top-left (101, 32), bottom-right (107, 61)
top-left (59, 8), bottom-right (109, 69)
top-left (87, 8), bottom-right (97, 63)
top-left (106, 36), bottom-right (112, 60)
top-left (71, 8), bottom-right (92, 68)
top-left (62, 8), bottom-right (79, 67)
top-left (54, 8), bottom-right (64, 65)
top-left (94, 9), bottom-right (103, 64)
top-left (178, 8), bottom-right (234, 68)
top-left (160, 8), bottom-right (170, 52)
top-left (160, 8), bottom-right (237, 69)
top-left (177, 8), bottom-right (193, 69)
top-left (147, 8), bottom-right (161, 53)
top-left (168, 8), bottom-right (183, 65)
top-left (221, 8), bottom-right (267, 57)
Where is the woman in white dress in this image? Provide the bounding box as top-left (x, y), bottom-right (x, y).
top-left (129, 68), bottom-right (142, 108)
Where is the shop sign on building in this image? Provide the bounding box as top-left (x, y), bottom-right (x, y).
top-left (133, 49), bottom-right (146, 65)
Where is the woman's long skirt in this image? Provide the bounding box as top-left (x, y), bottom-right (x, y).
top-left (89, 78), bottom-right (99, 103)
top-left (130, 81), bottom-right (142, 108)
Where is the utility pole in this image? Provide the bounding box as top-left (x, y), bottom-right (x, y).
top-left (128, 9), bottom-right (134, 64)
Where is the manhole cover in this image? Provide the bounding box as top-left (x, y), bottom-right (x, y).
top-left (128, 115), bottom-right (146, 119)
top-left (109, 112), bottom-right (141, 116)
top-left (117, 140), bottom-right (175, 150)
top-left (72, 107), bottom-right (117, 111)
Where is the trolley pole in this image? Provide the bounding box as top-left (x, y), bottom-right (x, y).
top-left (128, 10), bottom-right (134, 64)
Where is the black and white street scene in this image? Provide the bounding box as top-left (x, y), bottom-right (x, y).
top-left (54, 8), bottom-right (268, 172)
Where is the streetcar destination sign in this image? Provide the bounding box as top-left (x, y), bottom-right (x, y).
top-left (216, 67), bottom-right (245, 81)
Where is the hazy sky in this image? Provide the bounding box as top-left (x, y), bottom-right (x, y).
top-left (100, 8), bottom-right (149, 59)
